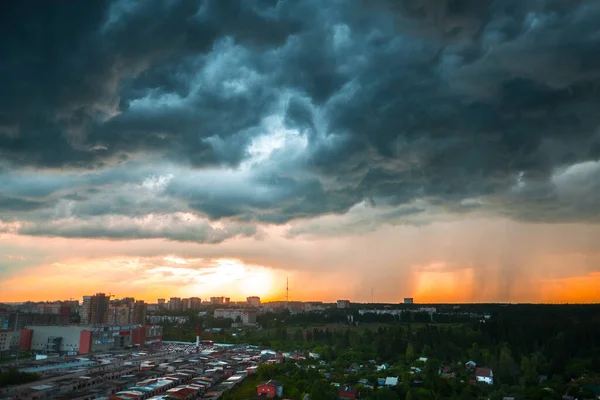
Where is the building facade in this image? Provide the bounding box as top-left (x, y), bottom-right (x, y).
top-left (168, 298), bottom-right (183, 311)
top-left (19, 324), bottom-right (162, 355)
top-left (108, 304), bottom-right (132, 325)
top-left (213, 309), bottom-right (257, 324)
top-left (81, 296), bottom-right (91, 324)
top-left (404, 298), bottom-right (414, 304)
top-left (210, 297), bottom-right (224, 305)
top-left (189, 297), bottom-right (202, 311)
top-left (0, 329), bottom-right (14, 354)
top-left (0, 312), bottom-right (64, 330)
top-left (132, 301), bottom-right (147, 325)
top-left (337, 300), bottom-right (351, 309)
top-left (81, 293), bottom-right (110, 324)
top-left (246, 297), bottom-right (261, 307)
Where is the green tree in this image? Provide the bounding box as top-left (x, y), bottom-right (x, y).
top-left (520, 355), bottom-right (537, 386)
top-left (310, 379), bottom-right (338, 400)
top-left (373, 387), bottom-right (400, 400)
top-left (497, 344), bottom-right (519, 385)
top-left (406, 343), bottom-right (415, 361)
top-left (257, 364), bottom-right (280, 381)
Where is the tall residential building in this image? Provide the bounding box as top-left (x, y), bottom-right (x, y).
top-left (168, 297), bottom-right (183, 311)
top-left (224, 297), bottom-right (230, 305)
top-left (108, 303), bottom-right (131, 325)
top-left (404, 298), bottom-right (414, 304)
top-left (59, 304), bottom-right (71, 324)
top-left (0, 329), bottom-right (14, 355)
top-left (182, 298), bottom-right (190, 310)
top-left (81, 296), bottom-right (91, 324)
top-left (189, 297), bottom-right (202, 311)
top-left (337, 300), bottom-right (351, 309)
top-left (247, 296), bottom-right (261, 307)
top-left (157, 298), bottom-right (166, 309)
top-left (81, 293), bottom-right (110, 324)
top-left (132, 300), bottom-right (147, 325)
top-left (210, 297), bottom-right (224, 305)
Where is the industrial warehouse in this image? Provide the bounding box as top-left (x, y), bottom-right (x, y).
top-left (18, 325), bottom-right (163, 355)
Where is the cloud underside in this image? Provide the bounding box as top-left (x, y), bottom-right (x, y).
top-left (1, 0), bottom-right (600, 242)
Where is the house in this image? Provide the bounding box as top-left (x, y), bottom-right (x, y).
top-left (377, 378), bottom-right (386, 386)
top-left (257, 380), bottom-right (284, 398)
top-left (439, 365), bottom-right (455, 379)
top-left (338, 385), bottom-right (359, 400)
top-left (441, 372), bottom-right (456, 380)
top-left (418, 357), bottom-right (428, 363)
top-left (309, 352), bottom-right (320, 359)
top-left (384, 377), bottom-right (399, 387)
top-left (465, 361), bottom-right (476, 370)
top-left (376, 363), bottom-right (389, 371)
top-left (358, 379), bottom-right (373, 390)
top-left (475, 368), bottom-right (493, 385)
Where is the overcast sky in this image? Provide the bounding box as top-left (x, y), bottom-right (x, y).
top-left (1, 0), bottom-right (600, 303)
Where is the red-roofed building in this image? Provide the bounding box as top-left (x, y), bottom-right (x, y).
top-left (257, 380), bottom-right (283, 398)
top-left (339, 385), bottom-right (359, 399)
top-left (475, 367), bottom-right (493, 384)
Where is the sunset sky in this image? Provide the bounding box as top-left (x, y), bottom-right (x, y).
top-left (1, 0), bottom-right (600, 304)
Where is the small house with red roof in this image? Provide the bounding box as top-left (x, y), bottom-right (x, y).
top-left (475, 367), bottom-right (494, 384)
top-left (338, 385), bottom-right (359, 400)
top-left (257, 380), bottom-right (284, 398)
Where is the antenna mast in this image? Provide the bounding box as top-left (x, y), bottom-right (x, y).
top-left (286, 277), bottom-right (289, 309)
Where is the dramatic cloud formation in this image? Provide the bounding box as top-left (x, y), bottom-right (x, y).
top-left (1, 0), bottom-right (600, 302)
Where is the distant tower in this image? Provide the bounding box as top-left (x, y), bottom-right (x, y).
top-left (286, 277), bottom-right (289, 309)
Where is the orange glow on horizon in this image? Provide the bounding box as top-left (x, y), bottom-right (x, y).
top-left (2, 257), bottom-right (600, 304)
top-left (2, 219), bottom-right (600, 305)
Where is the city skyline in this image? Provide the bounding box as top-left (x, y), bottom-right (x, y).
top-left (1, 1), bottom-right (600, 304)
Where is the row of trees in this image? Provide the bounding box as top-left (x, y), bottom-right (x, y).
top-left (0, 367), bottom-right (40, 387)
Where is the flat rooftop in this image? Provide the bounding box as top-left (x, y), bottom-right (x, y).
top-left (20, 360), bottom-right (96, 373)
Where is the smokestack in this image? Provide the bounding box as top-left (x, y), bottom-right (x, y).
top-left (196, 326), bottom-right (200, 353)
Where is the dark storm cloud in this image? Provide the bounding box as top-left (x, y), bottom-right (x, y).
top-left (0, 195), bottom-right (51, 212)
top-left (0, 0), bottom-right (302, 168)
top-left (15, 214), bottom-right (257, 244)
top-left (1, 0), bottom-right (600, 233)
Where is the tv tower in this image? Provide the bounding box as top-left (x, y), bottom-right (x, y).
top-left (286, 277), bottom-right (289, 309)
